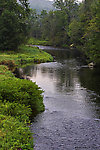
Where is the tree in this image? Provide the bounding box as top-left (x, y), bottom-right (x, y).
top-left (0, 0), bottom-right (30, 50)
top-left (54, 0), bottom-right (78, 23)
top-left (29, 9), bottom-right (41, 38)
top-left (83, 0), bottom-right (100, 64)
top-left (69, 0), bottom-right (100, 64)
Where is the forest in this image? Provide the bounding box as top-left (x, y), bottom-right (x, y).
top-left (29, 0), bottom-right (100, 65)
top-left (0, 0), bottom-right (100, 65)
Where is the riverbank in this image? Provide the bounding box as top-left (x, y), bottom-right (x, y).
top-left (28, 48), bottom-right (100, 150)
top-left (0, 45), bottom-right (53, 149)
top-left (28, 38), bottom-right (100, 67)
top-left (27, 38), bottom-right (51, 46)
top-left (0, 45), bottom-right (53, 67)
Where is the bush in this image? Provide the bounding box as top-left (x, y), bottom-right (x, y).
top-left (0, 65), bottom-right (14, 78)
top-left (0, 114), bottom-right (33, 150)
top-left (0, 101), bottom-right (32, 123)
top-left (0, 60), bottom-right (16, 71)
top-left (0, 77), bottom-right (45, 114)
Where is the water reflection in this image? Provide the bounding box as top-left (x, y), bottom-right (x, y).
top-left (79, 67), bottom-right (100, 95)
top-left (18, 49), bottom-right (100, 119)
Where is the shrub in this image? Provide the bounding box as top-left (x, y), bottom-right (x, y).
top-left (0, 60), bottom-right (16, 71)
top-left (0, 77), bottom-right (45, 115)
top-left (0, 101), bottom-right (32, 123)
top-left (0, 114), bottom-right (33, 150)
top-left (0, 65), bottom-right (14, 78)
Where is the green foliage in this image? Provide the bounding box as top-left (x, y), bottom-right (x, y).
top-left (83, 0), bottom-right (100, 64)
top-left (41, 10), bottom-right (69, 46)
top-left (0, 66), bottom-right (34, 149)
top-left (0, 43), bottom-right (53, 149)
top-left (0, 43), bottom-right (52, 148)
top-left (28, 37), bottom-right (49, 46)
top-left (0, 77), bottom-right (44, 114)
top-left (0, 101), bottom-right (32, 123)
top-left (28, 0), bottom-right (100, 65)
top-left (29, 9), bottom-right (42, 39)
top-left (0, 65), bottom-right (14, 78)
top-left (0, 45), bottom-right (53, 66)
top-left (0, 0), bottom-right (30, 50)
top-left (0, 64), bottom-right (46, 149)
top-left (0, 60), bottom-right (16, 71)
top-left (19, 45), bottom-right (53, 63)
top-left (0, 114), bottom-right (33, 150)
top-left (66, 0), bottom-right (100, 64)
top-left (29, 0), bottom-right (78, 46)
top-left (54, 0), bottom-right (78, 22)
top-left (68, 19), bottom-right (83, 45)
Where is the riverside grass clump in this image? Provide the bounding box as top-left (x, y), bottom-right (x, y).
top-left (0, 65), bottom-right (45, 149)
top-left (0, 45), bottom-right (53, 67)
top-left (27, 37), bottom-right (50, 46)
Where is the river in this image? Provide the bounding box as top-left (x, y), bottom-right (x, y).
top-left (18, 46), bottom-right (100, 150)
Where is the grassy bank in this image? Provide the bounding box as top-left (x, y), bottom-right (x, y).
top-left (0, 45), bottom-right (53, 149)
top-left (0, 45), bottom-right (53, 67)
top-left (27, 37), bottom-right (50, 46)
top-left (27, 37), bottom-right (69, 49)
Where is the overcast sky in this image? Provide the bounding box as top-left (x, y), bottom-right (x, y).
top-left (49, 0), bottom-right (83, 2)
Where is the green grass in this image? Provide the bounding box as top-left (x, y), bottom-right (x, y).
top-left (27, 37), bottom-right (50, 46)
top-left (0, 45), bottom-right (53, 67)
top-left (27, 37), bottom-right (54, 46)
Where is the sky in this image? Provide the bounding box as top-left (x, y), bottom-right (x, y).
top-left (48, 0), bottom-right (83, 2)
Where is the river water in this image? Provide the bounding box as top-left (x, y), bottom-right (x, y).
top-left (18, 47), bottom-right (100, 150)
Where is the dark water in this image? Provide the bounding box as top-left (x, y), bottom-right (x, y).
top-left (18, 47), bottom-right (100, 150)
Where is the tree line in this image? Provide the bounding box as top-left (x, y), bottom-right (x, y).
top-left (30, 0), bottom-right (100, 65)
top-left (0, 0), bottom-right (100, 65)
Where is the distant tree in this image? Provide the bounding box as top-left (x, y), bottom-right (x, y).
top-left (29, 9), bottom-right (40, 38)
top-left (54, 0), bottom-right (78, 23)
top-left (68, 0), bottom-right (100, 64)
top-left (83, 0), bottom-right (100, 64)
top-left (28, 0), bottom-right (100, 65)
top-left (0, 0), bottom-right (30, 50)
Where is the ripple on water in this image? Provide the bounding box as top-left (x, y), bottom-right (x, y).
top-left (31, 113), bottom-right (100, 150)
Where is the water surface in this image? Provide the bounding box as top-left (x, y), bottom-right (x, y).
top-left (19, 47), bottom-right (100, 150)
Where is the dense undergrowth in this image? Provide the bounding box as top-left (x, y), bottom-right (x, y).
top-left (27, 37), bottom-right (50, 46)
top-left (27, 38), bottom-right (68, 48)
top-left (0, 45), bottom-right (53, 149)
top-left (0, 45), bottom-right (53, 68)
top-left (0, 65), bottom-right (45, 149)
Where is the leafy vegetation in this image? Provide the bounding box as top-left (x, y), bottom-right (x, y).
top-left (0, 44), bottom-right (53, 149)
top-left (0, 64), bottom-right (45, 149)
top-left (0, 77), bottom-right (44, 113)
top-left (28, 37), bottom-right (50, 46)
top-left (0, 0), bottom-right (30, 50)
top-left (0, 114), bottom-right (33, 150)
top-left (0, 101), bottom-right (32, 123)
top-left (29, 0), bottom-right (100, 65)
top-left (0, 45), bottom-right (53, 67)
